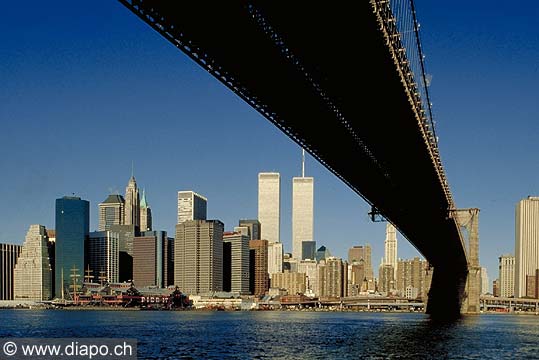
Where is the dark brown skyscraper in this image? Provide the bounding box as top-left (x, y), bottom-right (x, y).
top-left (249, 239), bottom-right (269, 296)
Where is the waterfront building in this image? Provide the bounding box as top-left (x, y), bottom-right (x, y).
top-left (238, 219), bottom-right (261, 241)
top-left (499, 254), bottom-right (515, 298)
top-left (267, 241), bottom-right (283, 277)
top-left (348, 260), bottom-right (366, 296)
top-left (87, 231), bottom-right (119, 284)
top-left (258, 172), bottom-right (280, 244)
top-left (395, 257), bottom-right (427, 300)
top-left (249, 239), bottom-right (269, 296)
top-left (98, 194), bottom-right (125, 231)
top-left (292, 175), bottom-right (314, 260)
top-left (271, 270), bottom-right (306, 295)
top-left (175, 220), bottom-right (223, 294)
top-left (177, 191), bottom-right (207, 224)
top-left (167, 236), bottom-right (174, 286)
top-left (133, 231), bottom-right (170, 288)
top-left (46, 229), bottom-right (56, 295)
top-left (383, 223), bottom-right (398, 278)
top-left (298, 259), bottom-right (318, 296)
top-left (140, 189), bottom-right (152, 231)
top-left (223, 231), bottom-right (250, 294)
top-left (480, 267), bottom-right (489, 295)
top-left (515, 197), bottom-right (539, 297)
top-left (55, 196), bottom-right (89, 299)
top-left (302, 241), bottom-right (316, 261)
top-left (1, 243), bottom-right (22, 300)
top-left (318, 257), bottom-right (347, 298)
top-left (348, 244), bottom-right (374, 281)
top-left (124, 175), bottom-right (140, 228)
top-left (316, 245), bottom-right (331, 262)
top-left (14, 225), bottom-right (53, 301)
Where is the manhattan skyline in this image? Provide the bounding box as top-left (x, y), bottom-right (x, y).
top-left (1, 0), bottom-right (539, 282)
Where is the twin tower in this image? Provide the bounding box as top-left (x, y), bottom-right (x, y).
top-left (258, 150), bottom-right (314, 261)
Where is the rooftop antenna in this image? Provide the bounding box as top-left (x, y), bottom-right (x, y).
top-left (131, 160), bottom-right (134, 178)
top-left (302, 148), bottom-right (305, 177)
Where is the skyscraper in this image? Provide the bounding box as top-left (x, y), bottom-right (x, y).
top-left (0, 243), bottom-right (22, 300)
top-left (87, 231), bottom-right (119, 284)
top-left (174, 220), bottom-right (223, 294)
top-left (347, 244), bottom-right (373, 281)
top-left (177, 191), bottom-right (207, 224)
top-left (499, 254), bottom-right (515, 298)
top-left (383, 223), bottom-right (398, 278)
top-left (124, 176), bottom-right (140, 228)
top-left (318, 257), bottom-right (347, 298)
top-left (258, 172), bottom-right (280, 244)
top-left (223, 231), bottom-right (250, 294)
top-left (133, 230), bottom-right (169, 288)
top-left (298, 259), bottom-right (318, 296)
top-left (515, 196), bottom-right (539, 298)
top-left (292, 150), bottom-right (314, 260)
top-left (249, 240), bottom-right (269, 296)
top-left (55, 196), bottom-right (89, 299)
top-left (14, 225), bottom-right (53, 301)
top-left (140, 189), bottom-right (152, 232)
top-left (98, 194), bottom-right (125, 231)
top-left (267, 241), bottom-right (283, 277)
top-left (395, 257), bottom-right (428, 300)
top-left (301, 241), bottom-right (316, 261)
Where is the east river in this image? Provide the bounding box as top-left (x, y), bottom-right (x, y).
top-left (1, 310), bottom-right (538, 359)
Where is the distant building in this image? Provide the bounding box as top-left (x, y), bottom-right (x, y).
top-left (140, 189), bottom-right (152, 232)
top-left (1, 243), bottom-right (22, 300)
top-left (267, 241), bottom-right (283, 277)
top-left (177, 191), bottom-right (207, 224)
top-left (383, 224), bottom-right (398, 279)
top-left (316, 245), bottom-right (331, 262)
top-left (318, 257), bottom-right (347, 298)
top-left (348, 261), bottom-right (366, 296)
top-left (87, 231), bottom-right (120, 284)
top-left (167, 237), bottom-right (174, 286)
top-left (292, 176), bottom-right (314, 260)
top-left (98, 194), bottom-right (125, 232)
top-left (271, 271), bottom-right (306, 295)
top-left (395, 257), bottom-right (428, 300)
top-left (499, 254), bottom-right (515, 298)
top-left (46, 229), bottom-right (56, 296)
top-left (13, 225), bottom-right (52, 301)
top-left (378, 264), bottom-right (395, 296)
top-left (175, 220), bottom-right (223, 295)
top-left (124, 176), bottom-right (140, 228)
top-left (492, 279), bottom-right (500, 297)
top-left (249, 240), bottom-right (269, 296)
top-left (258, 172), bottom-right (280, 244)
top-left (238, 219), bottom-right (261, 241)
top-left (515, 197), bottom-right (539, 297)
top-left (222, 232), bottom-right (250, 294)
top-left (110, 224), bottom-right (138, 282)
top-left (348, 244), bottom-right (373, 281)
top-left (480, 267), bottom-right (489, 295)
top-left (298, 259), bottom-right (318, 296)
top-left (301, 241), bottom-right (316, 261)
top-left (55, 196), bottom-right (89, 299)
top-left (133, 231), bottom-right (170, 288)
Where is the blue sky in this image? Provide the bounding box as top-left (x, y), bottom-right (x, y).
top-left (1, 1), bottom-right (538, 286)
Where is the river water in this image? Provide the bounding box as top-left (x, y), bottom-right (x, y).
top-left (0, 310), bottom-right (537, 359)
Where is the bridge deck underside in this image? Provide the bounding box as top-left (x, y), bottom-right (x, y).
top-left (121, 1), bottom-right (469, 315)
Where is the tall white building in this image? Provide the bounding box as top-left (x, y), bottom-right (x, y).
top-left (515, 197), bottom-right (539, 298)
top-left (13, 225), bottom-right (52, 301)
top-left (383, 223), bottom-right (398, 278)
top-left (268, 242), bottom-right (283, 277)
top-left (258, 172), bottom-right (280, 244)
top-left (292, 151), bottom-right (314, 260)
top-left (499, 254), bottom-right (515, 298)
top-left (298, 259), bottom-right (318, 296)
top-left (177, 191), bottom-right (207, 224)
top-left (480, 267), bottom-right (489, 295)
